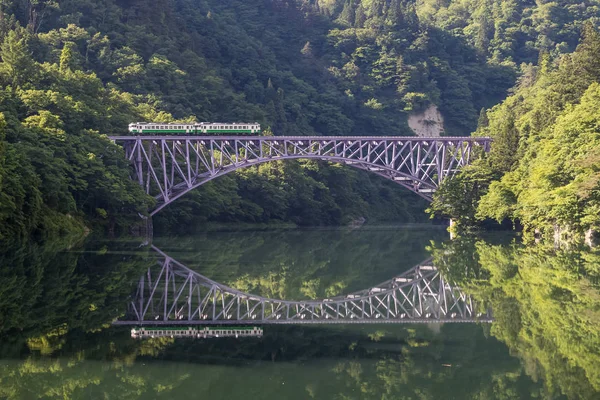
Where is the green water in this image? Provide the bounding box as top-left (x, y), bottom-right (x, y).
top-left (1, 226), bottom-right (599, 399)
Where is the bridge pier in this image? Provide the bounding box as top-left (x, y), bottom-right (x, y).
top-left (130, 214), bottom-right (153, 240)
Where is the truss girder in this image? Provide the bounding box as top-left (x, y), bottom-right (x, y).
top-left (112, 136), bottom-right (492, 215)
top-left (117, 246), bottom-right (491, 326)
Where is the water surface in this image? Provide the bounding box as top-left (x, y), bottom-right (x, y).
top-left (1, 226), bottom-right (598, 399)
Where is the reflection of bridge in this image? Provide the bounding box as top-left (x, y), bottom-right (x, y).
top-left (113, 246), bottom-right (492, 326)
top-left (109, 136), bottom-right (492, 215)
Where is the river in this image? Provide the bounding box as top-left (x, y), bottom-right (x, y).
top-left (0, 225), bottom-right (598, 399)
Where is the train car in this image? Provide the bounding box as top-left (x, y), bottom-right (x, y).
top-left (197, 122), bottom-right (261, 134)
top-left (128, 122), bottom-right (196, 134)
top-left (128, 122), bottom-right (261, 135)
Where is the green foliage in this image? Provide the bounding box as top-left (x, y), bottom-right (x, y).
top-left (417, 0), bottom-right (600, 65)
top-left (0, 18), bottom-right (166, 238)
top-left (479, 24), bottom-right (600, 236)
top-left (427, 161), bottom-right (494, 232)
top-left (431, 24), bottom-right (600, 237)
top-left (8, 0), bottom-right (597, 235)
top-left (0, 0), bottom-right (519, 236)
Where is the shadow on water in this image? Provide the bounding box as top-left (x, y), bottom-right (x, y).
top-left (0, 226), bottom-right (598, 398)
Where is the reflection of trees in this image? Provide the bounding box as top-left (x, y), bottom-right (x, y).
top-left (153, 227), bottom-right (449, 300)
top-left (0, 324), bottom-right (542, 399)
top-left (0, 239), bottom-right (151, 356)
top-left (0, 233), bottom-right (552, 399)
top-left (431, 238), bottom-right (600, 399)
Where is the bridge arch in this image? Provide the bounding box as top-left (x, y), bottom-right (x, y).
top-left (149, 155), bottom-right (435, 215)
top-left (109, 136), bottom-right (491, 216)
top-left (113, 245), bottom-right (491, 325)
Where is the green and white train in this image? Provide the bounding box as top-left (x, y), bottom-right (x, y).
top-left (130, 326), bottom-right (263, 339)
top-left (128, 122), bottom-right (261, 135)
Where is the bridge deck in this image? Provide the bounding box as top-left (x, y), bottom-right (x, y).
top-left (109, 135), bottom-right (489, 141)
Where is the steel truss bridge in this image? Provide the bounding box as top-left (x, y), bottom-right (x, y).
top-left (109, 136), bottom-right (492, 215)
top-left (113, 246), bottom-right (492, 326)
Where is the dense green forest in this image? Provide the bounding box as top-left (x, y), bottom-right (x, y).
top-left (430, 21), bottom-right (600, 240)
top-left (416, 0), bottom-right (600, 64)
top-left (0, 0), bottom-right (599, 236)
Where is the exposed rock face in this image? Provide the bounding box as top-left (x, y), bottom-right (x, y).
top-left (348, 217), bottom-right (366, 229)
top-left (408, 105), bottom-right (445, 137)
top-left (585, 229), bottom-right (598, 247)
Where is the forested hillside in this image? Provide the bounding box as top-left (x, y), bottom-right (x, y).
top-left (0, 0), bottom-right (596, 236)
top-left (416, 0), bottom-right (600, 64)
top-left (430, 23), bottom-right (600, 240)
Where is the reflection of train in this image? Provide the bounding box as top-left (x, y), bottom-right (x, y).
top-left (128, 122), bottom-right (261, 135)
top-left (131, 326), bottom-right (263, 339)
